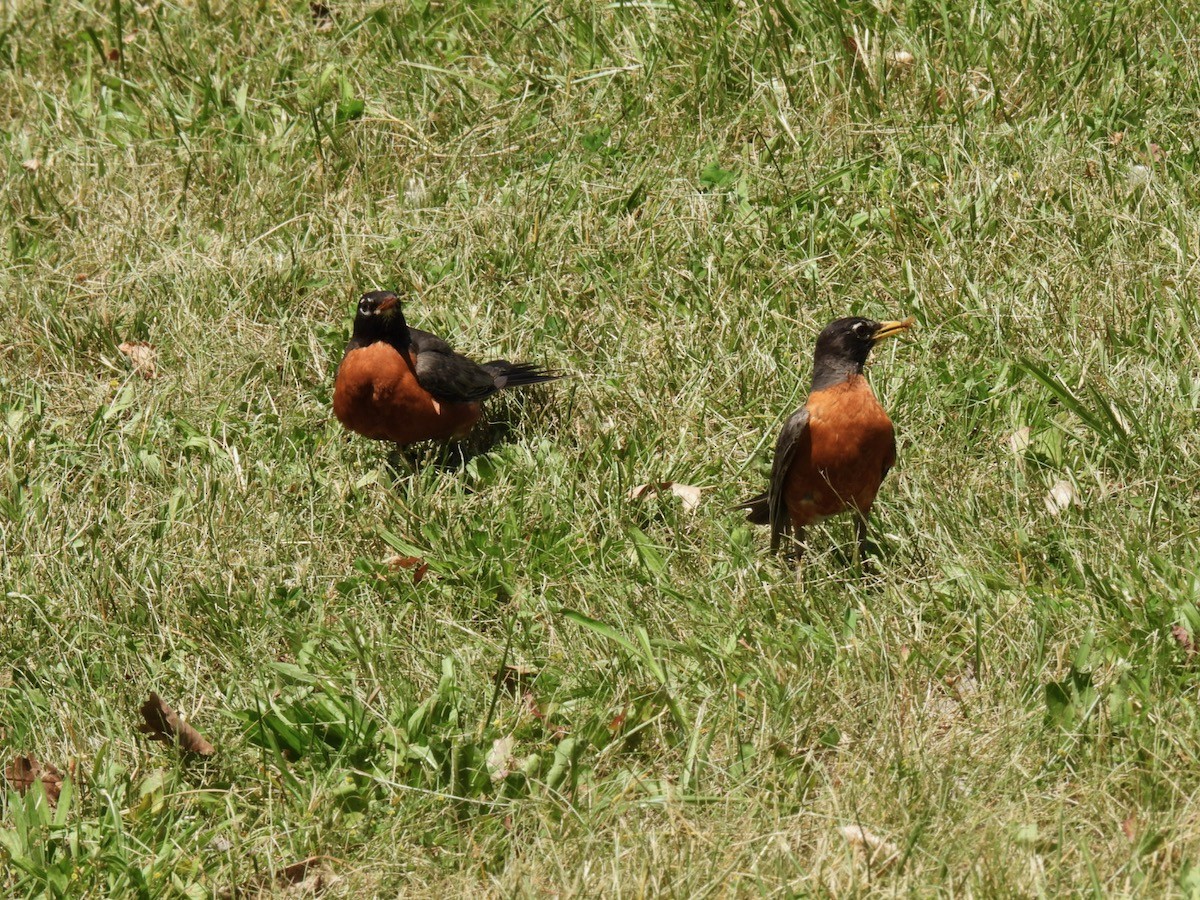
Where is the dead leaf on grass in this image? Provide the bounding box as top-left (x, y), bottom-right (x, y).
top-left (281, 856), bottom-right (340, 896)
top-left (1007, 426), bottom-right (1031, 454)
top-left (498, 662), bottom-right (537, 693)
top-left (1044, 479), bottom-right (1077, 514)
top-left (523, 690), bottom-right (545, 720)
top-left (219, 856), bottom-right (339, 899)
top-left (1122, 814), bottom-right (1136, 841)
top-left (310, 2), bottom-right (334, 31)
top-left (627, 481), bottom-right (703, 513)
top-left (137, 693), bottom-right (215, 756)
top-left (383, 554), bottom-right (429, 584)
top-left (486, 735), bottom-right (515, 783)
top-left (1171, 625), bottom-right (1196, 660)
top-left (838, 825), bottom-right (900, 869)
top-left (118, 341), bottom-right (157, 379)
top-left (21, 158), bottom-right (40, 172)
top-left (4, 755), bottom-right (64, 806)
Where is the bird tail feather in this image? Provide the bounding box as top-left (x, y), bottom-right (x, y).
top-left (483, 360), bottom-right (563, 390)
top-left (731, 492), bottom-right (771, 526)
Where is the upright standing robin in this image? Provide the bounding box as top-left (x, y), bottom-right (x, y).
top-left (333, 290), bottom-right (561, 446)
top-left (736, 315), bottom-right (915, 567)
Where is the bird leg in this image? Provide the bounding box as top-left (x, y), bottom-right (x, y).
top-left (785, 526), bottom-right (807, 584)
top-left (854, 515), bottom-right (873, 574)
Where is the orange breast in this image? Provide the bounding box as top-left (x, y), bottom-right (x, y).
top-left (782, 376), bottom-right (896, 527)
top-left (333, 342), bottom-right (482, 445)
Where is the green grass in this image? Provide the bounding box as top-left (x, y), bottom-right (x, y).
top-left (3, 0), bottom-right (1200, 894)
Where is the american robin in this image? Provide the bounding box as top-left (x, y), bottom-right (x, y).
top-left (333, 290), bottom-right (561, 446)
top-left (736, 315), bottom-right (915, 566)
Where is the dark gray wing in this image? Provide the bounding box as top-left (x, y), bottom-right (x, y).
top-left (408, 328), bottom-right (501, 402)
top-left (767, 406), bottom-right (810, 551)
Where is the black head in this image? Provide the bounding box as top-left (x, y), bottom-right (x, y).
top-left (810, 316), bottom-right (914, 389)
top-left (350, 290), bottom-right (409, 347)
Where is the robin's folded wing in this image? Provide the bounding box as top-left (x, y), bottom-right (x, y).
top-left (767, 406), bottom-right (810, 551)
top-left (408, 328), bottom-right (500, 402)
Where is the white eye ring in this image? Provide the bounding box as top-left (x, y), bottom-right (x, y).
top-left (854, 322), bottom-right (871, 338)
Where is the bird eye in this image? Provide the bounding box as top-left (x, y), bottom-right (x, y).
top-left (853, 322), bottom-right (872, 339)
top-left (358, 297), bottom-right (374, 315)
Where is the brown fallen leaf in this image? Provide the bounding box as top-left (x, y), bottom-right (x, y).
top-left (498, 662), bottom-right (537, 693)
top-left (842, 34), bottom-right (864, 65)
top-left (218, 856), bottom-right (339, 900)
top-left (310, 1), bottom-right (334, 31)
top-left (1121, 814), bottom-right (1136, 841)
top-left (1172, 625), bottom-right (1196, 660)
top-left (280, 857), bottom-right (339, 896)
top-left (137, 693), bottom-right (215, 756)
top-left (118, 341), bottom-right (157, 379)
top-left (5, 755), bottom-right (64, 806)
top-left (627, 481), bottom-right (703, 513)
top-left (21, 158), bottom-right (40, 172)
top-left (839, 824), bottom-right (900, 869)
top-left (523, 690), bottom-right (546, 720)
top-left (383, 554), bottom-right (429, 584)
top-left (1110, 131), bottom-right (1126, 146)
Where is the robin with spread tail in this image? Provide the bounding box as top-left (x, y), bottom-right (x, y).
top-left (736, 316), bottom-right (915, 567)
top-left (333, 290), bottom-right (561, 446)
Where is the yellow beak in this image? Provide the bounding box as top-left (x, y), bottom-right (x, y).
top-left (872, 317), bottom-right (916, 341)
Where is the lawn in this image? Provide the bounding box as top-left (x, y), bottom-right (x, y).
top-left (3, 0), bottom-right (1200, 895)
